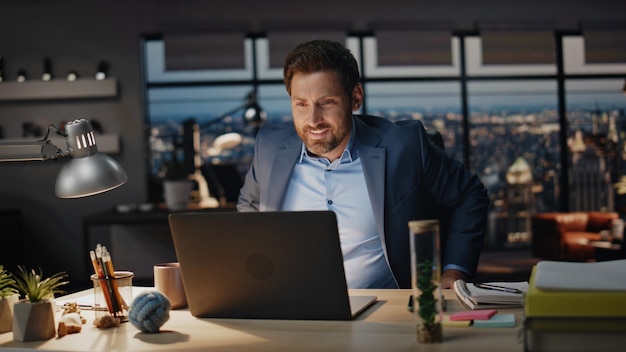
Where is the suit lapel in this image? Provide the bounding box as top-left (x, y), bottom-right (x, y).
top-left (265, 135), bottom-right (301, 210)
top-left (354, 119), bottom-right (386, 240)
top-left (360, 145), bottom-right (386, 237)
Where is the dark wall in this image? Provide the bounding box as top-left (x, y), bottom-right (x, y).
top-left (0, 0), bottom-right (624, 290)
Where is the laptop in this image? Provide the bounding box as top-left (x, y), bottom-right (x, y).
top-left (168, 210), bottom-right (377, 320)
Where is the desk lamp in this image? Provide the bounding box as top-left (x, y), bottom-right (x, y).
top-left (183, 90), bottom-right (266, 207)
top-left (0, 118), bottom-right (127, 198)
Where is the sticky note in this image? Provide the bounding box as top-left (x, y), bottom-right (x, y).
top-left (441, 315), bottom-right (472, 327)
top-left (473, 314), bottom-right (516, 328)
top-left (449, 309), bottom-right (497, 321)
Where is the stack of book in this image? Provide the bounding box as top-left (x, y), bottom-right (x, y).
top-left (453, 279), bottom-right (528, 310)
top-left (523, 259), bottom-right (626, 352)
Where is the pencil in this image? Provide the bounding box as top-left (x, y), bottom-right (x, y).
top-left (102, 247), bottom-right (128, 311)
top-left (90, 250), bottom-right (114, 313)
top-left (96, 245), bottom-right (121, 315)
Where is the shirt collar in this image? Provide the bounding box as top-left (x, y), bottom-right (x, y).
top-left (298, 117), bottom-right (358, 164)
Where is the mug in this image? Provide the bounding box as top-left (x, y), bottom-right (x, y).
top-left (154, 262), bottom-right (187, 309)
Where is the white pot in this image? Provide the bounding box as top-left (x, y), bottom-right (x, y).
top-left (12, 300), bottom-right (56, 342)
top-left (0, 294), bottom-right (19, 333)
top-left (164, 180), bottom-right (192, 211)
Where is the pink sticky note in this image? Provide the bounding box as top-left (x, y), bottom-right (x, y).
top-left (449, 309), bottom-right (498, 321)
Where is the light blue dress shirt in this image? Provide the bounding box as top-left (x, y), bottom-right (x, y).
top-left (281, 122), bottom-right (398, 289)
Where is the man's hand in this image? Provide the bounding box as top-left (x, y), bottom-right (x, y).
top-left (441, 269), bottom-right (467, 289)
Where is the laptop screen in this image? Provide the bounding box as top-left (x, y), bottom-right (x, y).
top-left (168, 211), bottom-right (376, 320)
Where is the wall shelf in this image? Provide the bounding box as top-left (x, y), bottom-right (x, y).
top-left (0, 78), bottom-right (118, 101)
top-left (0, 133), bottom-right (121, 157)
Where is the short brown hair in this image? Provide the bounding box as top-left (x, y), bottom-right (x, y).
top-left (283, 39), bottom-right (360, 97)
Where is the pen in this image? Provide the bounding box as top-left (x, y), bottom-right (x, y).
top-left (473, 283), bottom-right (523, 294)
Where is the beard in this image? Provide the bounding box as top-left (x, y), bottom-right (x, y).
top-left (298, 116), bottom-right (351, 157)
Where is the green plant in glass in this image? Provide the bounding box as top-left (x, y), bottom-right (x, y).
top-left (12, 266), bottom-right (68, 303)
top-left (416, 259), bottom-right (442, 343)
top-left (0, 266), bottom-right (18, 298)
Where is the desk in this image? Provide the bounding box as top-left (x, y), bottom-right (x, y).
top-left (0, 289), bottom-right (525, 351)
top-left (83, 206), bottom-right (237, 254)
top-left (82, 207), bottom-right (236, 285)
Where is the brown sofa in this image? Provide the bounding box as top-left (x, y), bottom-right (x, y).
top-left (531, 212), bottom-right (619, 261)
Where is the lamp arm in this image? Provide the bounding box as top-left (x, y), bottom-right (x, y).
top-left (0, 125), bottom-right (67, 162)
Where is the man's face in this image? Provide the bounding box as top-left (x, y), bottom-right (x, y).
top-left (289, 70), bottom-right (362, 161)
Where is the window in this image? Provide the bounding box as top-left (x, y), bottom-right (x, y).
top-left (365, 81), bottom-right (464, 161)
top-left (142, 31), bottom-right (626, 249)
top-left (467, 80), bottom-right (560, 248)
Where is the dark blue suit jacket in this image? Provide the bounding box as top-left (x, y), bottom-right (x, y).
top-left (238, 115), bottom-right (490, 288)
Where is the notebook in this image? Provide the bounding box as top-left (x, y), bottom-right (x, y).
top-left (168, 210), bottom-right (377, 320)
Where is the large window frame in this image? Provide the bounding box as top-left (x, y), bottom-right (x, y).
top-left (141, 31), bottom-right (626, 249)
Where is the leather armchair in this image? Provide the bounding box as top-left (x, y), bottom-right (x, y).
top-left (531, 211), bottom-right (619, 261)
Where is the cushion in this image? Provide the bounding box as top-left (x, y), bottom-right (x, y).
top-left (587, 212), bottom-right (619, 233)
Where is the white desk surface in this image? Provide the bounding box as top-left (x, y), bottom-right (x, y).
top-left (0, 288), bottom-right (525, 351)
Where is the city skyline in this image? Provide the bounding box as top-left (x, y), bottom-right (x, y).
top-left (147, 82), bottom-right (625, 249)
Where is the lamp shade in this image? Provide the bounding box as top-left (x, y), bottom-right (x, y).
top-left (55, 153), bottom-right (127, 198)
top-left (54, 119), bottom-right (127, 198)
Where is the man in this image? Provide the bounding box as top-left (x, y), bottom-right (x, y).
top-left (237, 39), bottom-right (489, 289)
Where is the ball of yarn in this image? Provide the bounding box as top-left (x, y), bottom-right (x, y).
top-left (128, 290), bottom-right (171, 333)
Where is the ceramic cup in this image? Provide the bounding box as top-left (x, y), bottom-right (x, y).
top-left (154, 262), bottom-right (187, 309)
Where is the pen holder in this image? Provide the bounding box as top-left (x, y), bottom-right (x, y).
top-left (90, 271), bottom-right (134, 322)
top-left (408, 220), bottom-right (443, 343)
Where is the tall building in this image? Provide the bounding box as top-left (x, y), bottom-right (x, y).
top-left (504, 157), bottom-right (534, 247)
top-left (569, 129), bottom-right (612, 211)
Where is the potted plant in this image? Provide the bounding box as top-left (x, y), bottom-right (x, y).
top-left (162, 153), bottom-right (191, 211)
top-left (0, 266), bottom-right (19, 333)
top-left (11, 266), bottom-right (68, 342)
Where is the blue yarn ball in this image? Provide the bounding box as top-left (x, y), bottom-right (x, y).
top-left (128, 290), bottom-right (171, 333)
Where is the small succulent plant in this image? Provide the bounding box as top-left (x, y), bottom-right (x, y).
top-left (0, 266), bottom-right (18, 298)
top-left (12, 266), bottom-right (69, 303)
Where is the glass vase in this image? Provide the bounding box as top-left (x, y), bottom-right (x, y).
top-left (408, 219), bottom-right (443, 343)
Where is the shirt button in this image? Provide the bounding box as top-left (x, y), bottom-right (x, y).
top-left (327, 200), bottom-right (333, 205)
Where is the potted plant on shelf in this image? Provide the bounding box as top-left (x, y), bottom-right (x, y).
top-left (0, 266), bottom-right (19, 333)
top-left (162, 153), bottom-right (192, 211)
top-left (12, 266), bottom-right (68, 342)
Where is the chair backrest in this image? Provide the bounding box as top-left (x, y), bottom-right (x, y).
top-left (426, 129), bottom-right (445, 150)
top-left (586, 211), bottom-right (619, 233)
